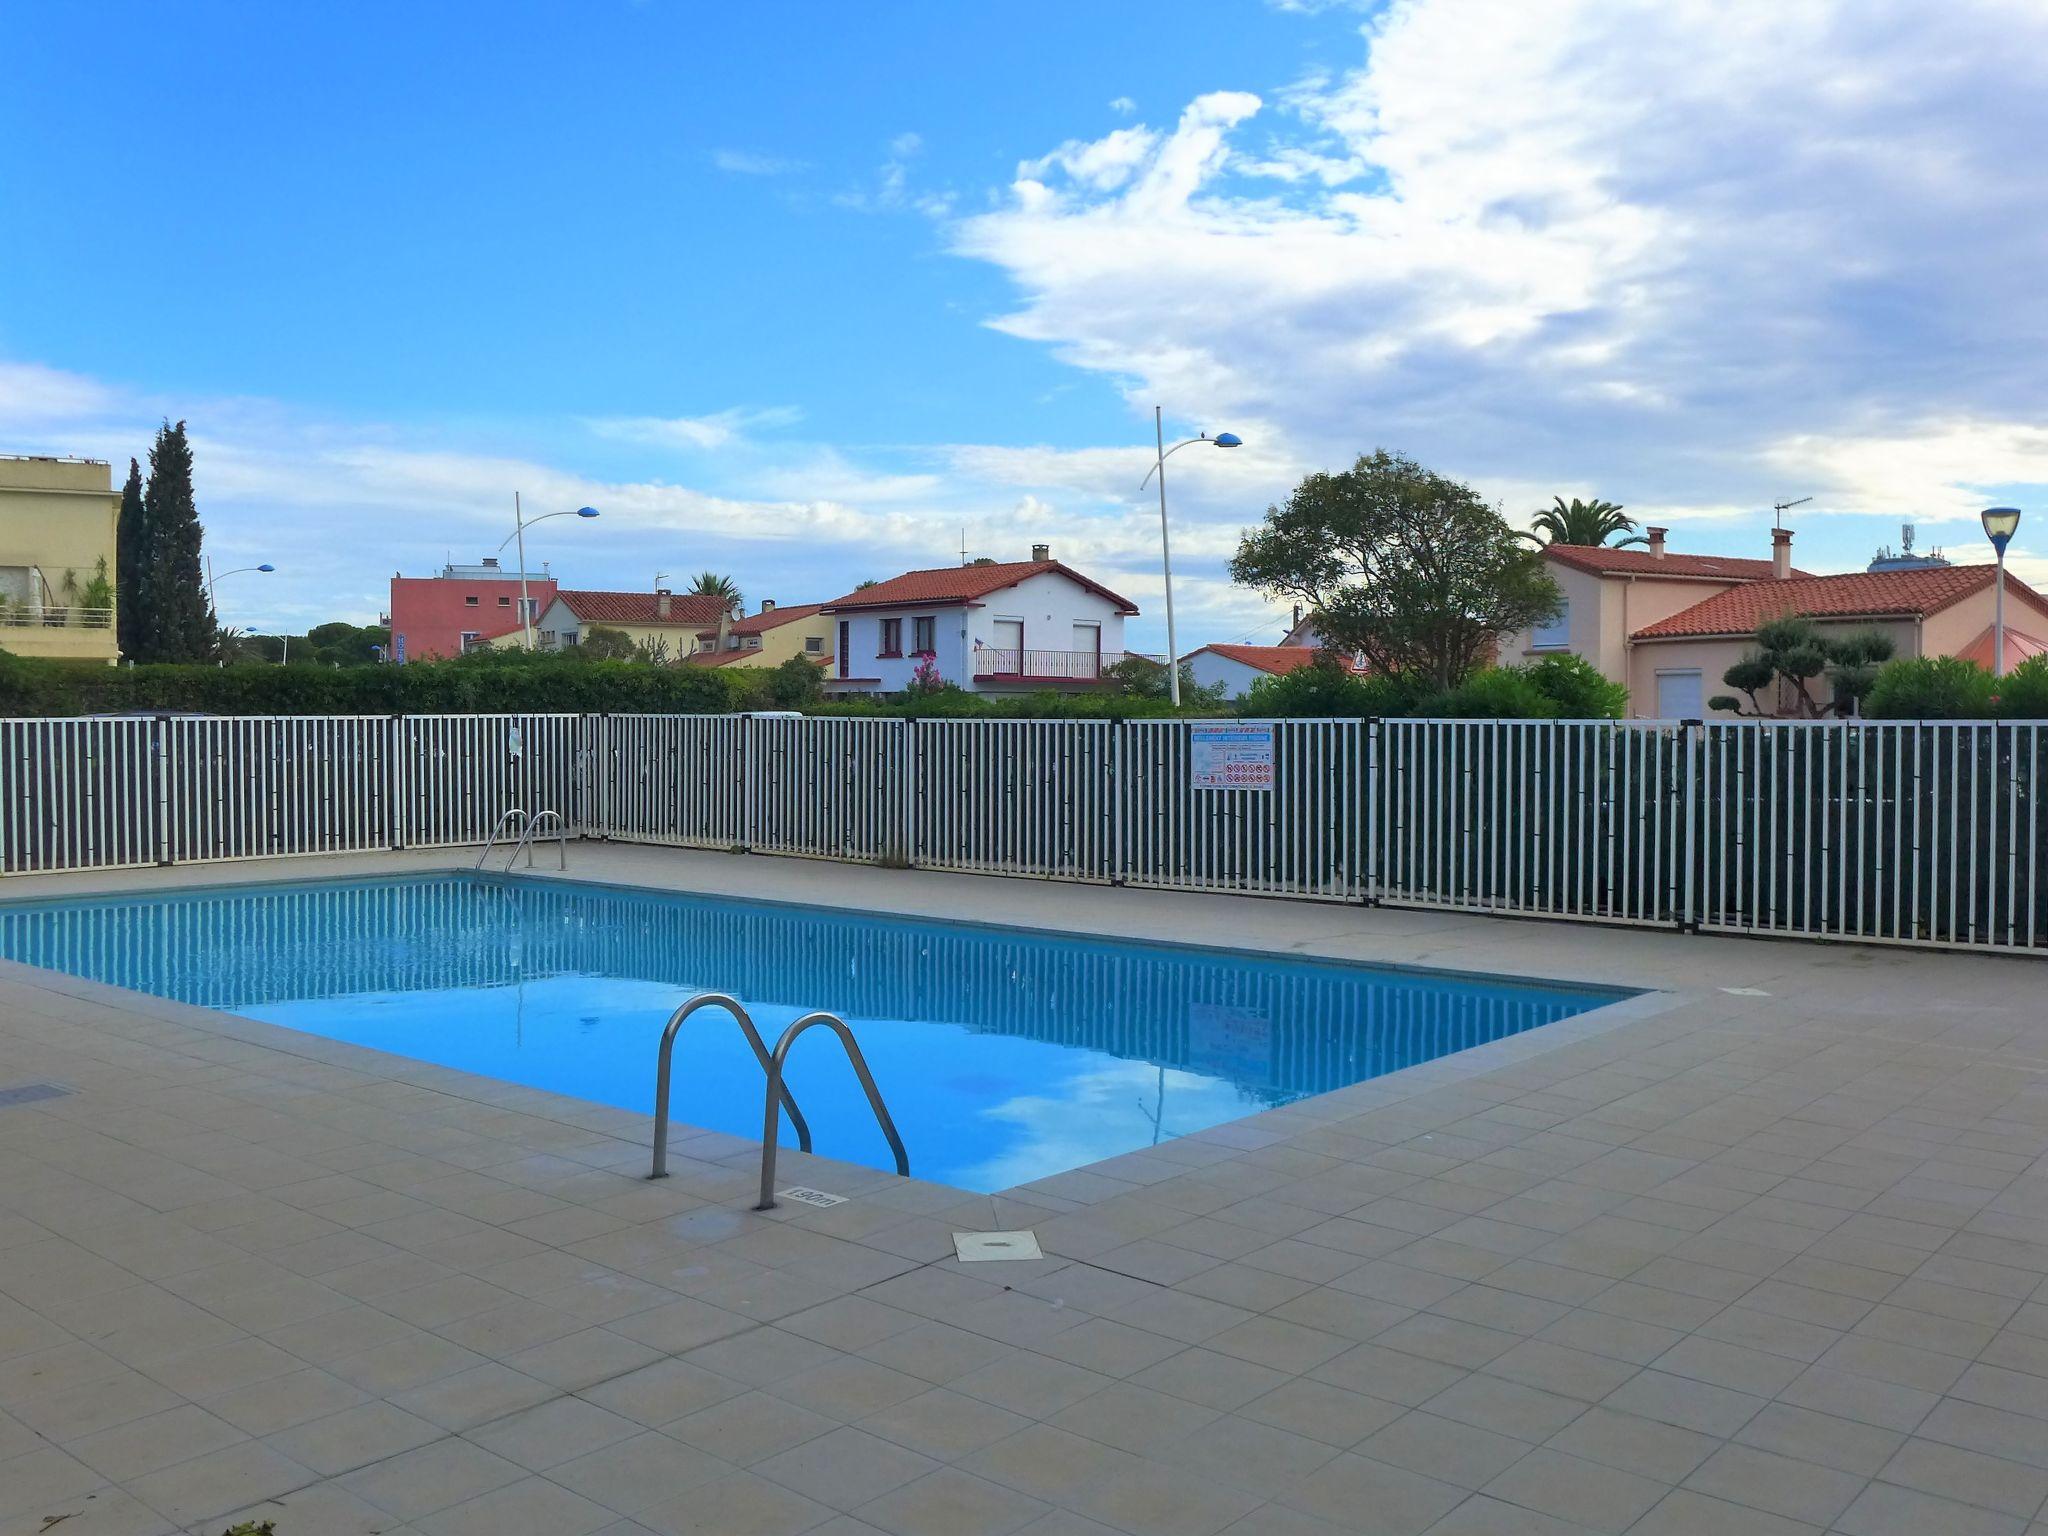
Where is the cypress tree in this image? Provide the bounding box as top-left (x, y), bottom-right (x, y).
top-left (115, 457), bottom-right (146, 658)
top-left (133, 421), bottom-right (218, 662)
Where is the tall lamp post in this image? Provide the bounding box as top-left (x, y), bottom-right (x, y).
top-left (503, 497), bottom-right (600, 649)
top-left (1982, 507), bottom-right (2023, 678)
top-left (205, 559), bottom-right (275, 607)
top-left (1139, 410), bottom-right (1242, 705)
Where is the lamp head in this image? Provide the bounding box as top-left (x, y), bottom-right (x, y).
top-left (1983, 506), bottom-right (2022, 554)
top-left (1212, 433), bottom-right (1242, 448)
top-left (257, 563), bottom-right (275, 572)
top-left (575, 506), bottom-right (600, 519)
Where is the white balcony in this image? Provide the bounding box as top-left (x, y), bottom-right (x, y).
top-left (972, 647), bottom-right (1125, 682)
top-left (0, 604), bottom-right (115, 630)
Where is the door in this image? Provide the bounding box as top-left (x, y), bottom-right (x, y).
top-left (1655, 669), bottom-right (1703, 718)
top-left (1071, 621), bottom-right (1102, 678)
top-left (992, 619), bottom-right (1024, 674)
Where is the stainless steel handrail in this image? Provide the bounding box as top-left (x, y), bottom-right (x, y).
top-left (649, 992), bottom-right (812, 1178)
top-left (757, 1010), bottom-right (909, 1210)
top-left (476, 808), bottom-right (528, 868)
top-left (504, 808), bottom-right (567, 870)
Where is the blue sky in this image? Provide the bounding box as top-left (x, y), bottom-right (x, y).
top-left (4, 0), bottom-right (2046, 646)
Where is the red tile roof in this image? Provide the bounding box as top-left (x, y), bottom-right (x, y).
top-left (823, 560), bottom-right (1139, 615)
top-left (1632, 564), bottom-right (2038, 639)
top-left (693, 602), bottom-right (825, 639)
top-left (1544, 545), bottom-right (1800, 581)
top-left (1189, 644), bottom-right (1332, 676)
top-left (556, 590), bottom-right (731, 627)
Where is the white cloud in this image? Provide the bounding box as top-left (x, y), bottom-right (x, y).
top-left (949, 0), bottom-right (2048, 576)
top-left (711, 148), bottom-right (806, 177)
top-left (1108, 96), bottom-right (1136, 117)
top-left (590, 406), bottom-right (804, 451)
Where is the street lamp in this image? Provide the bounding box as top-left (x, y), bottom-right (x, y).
top-left (205, 559), bottom-right (275, 607)
top-left (1139, 410), bottom-right (1242, 706)
top-left (500, 498), bottom-right (600, 648)
top-left (1982, 507), bottom-right (2023, 678)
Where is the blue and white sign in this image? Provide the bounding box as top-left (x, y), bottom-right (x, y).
top-left (1190, 722), bottom-right (1275, 791)
top-left (394, 633), bottom-right (407, 665)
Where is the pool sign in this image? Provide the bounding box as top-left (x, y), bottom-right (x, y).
top-left (1190, 723), bottom-right (1275, 791)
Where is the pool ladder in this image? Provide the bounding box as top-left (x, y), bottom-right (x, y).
top-left (647, 991), bottom-right (909, 1211)
top-left (476, 808), bottom-right (570, 871)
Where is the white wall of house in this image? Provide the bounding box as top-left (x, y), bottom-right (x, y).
top-left (829, 571), bottom-right (1129, 692)
top-left (1185, 652), bottom-right (1270, 700)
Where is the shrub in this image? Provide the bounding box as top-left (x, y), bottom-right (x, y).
top-left (1522, 653), bottom-right (1627, 718)
top-left (1421, 665), bottom-right (1561, 718)
top-left (1993, 654), bottom-right (2048, 718)
top-left (1240, 657), bottom-right (1406, 718)
top-left (1862, 656), bottom-right (1996, 719)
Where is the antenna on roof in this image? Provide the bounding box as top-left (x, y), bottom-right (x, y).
top-left (959, 527), bottom-right (968, 566)
top-left (1773, 496), bottom-right (1812, 530)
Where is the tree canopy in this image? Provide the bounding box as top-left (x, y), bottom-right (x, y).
top-left (687, 572), bottom-right (742, 613)
top-left (128, 421), bottom-right (218, 662)
top-left (1524, 496), bottom-right (1644, 548)
top-left (1230, 450), bottom-right (1561, 689)
top-left (1708, 617), bottom-right (1895, 718)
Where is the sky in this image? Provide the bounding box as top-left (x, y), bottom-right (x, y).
top-left (4, 0), bottom-right (2047, 651)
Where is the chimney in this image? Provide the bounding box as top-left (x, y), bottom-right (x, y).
top-left (717, 609), bottom-right (732, 649)
top-left (656, 587), bottom-right (672, 620)
top-left (1772, 528), bottom-right (1793, 580)
top-left (760, 598), bottom-right (776, 613)
top-left (1646, 527), bottom-right (1667, 560)
top-left (1031, 542), bottom-right (1051, 562)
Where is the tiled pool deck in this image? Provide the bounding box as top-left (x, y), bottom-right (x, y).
top-left (2, 845), bottom-right (2046, 1536)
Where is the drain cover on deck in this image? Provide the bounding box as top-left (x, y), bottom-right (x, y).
top-left (954, 1230), bottom-right (1043, 1263)
top-left (0, 1083), bottom-right (70, 1109)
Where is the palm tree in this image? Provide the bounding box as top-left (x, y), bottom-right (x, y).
top-left (1524, 497), bottom-right (1646, 548)
top-left (687, 571), bottom-right (743, 614)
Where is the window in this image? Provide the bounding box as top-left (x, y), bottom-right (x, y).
top-left (911, 616), bottom-right (935, 654)
top-left (497, 595), bottom-right (511, 607)
top-left (464, 595), bottom-right (479, 607)
top-left (459, 631), bottom-right (481, 650)
top-left (878, 617), bottom-right (902, 656)
top-left (1656, 669), bottom-right (1704, 718)
top-left (804, 635), bottom-right (822, 654)
top-left (746, 635), bottom-right (762, 649)
top-left (1530, 597), bottom-right (1569, 649)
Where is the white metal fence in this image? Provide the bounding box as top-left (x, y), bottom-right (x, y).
top-left (3, 712), bottom-right (2042, 955)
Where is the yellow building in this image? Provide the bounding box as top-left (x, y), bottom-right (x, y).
top-left (0, 455), bottom-right (121, 663)
top-left (689, 601), bottom-right (833, 670)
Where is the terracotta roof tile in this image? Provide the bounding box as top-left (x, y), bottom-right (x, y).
top-left (1544, 545), bottom-right (1799, 581)
top-left (823, 560), bottom-right (1139, 614)
top-left (556, 590), bottom-right (731, 626)
top-left (694, 602), bottom-right (826, 639)
top-left (1632, 564), bottom-right (2032, 639)
top-left (1190, 644), bottom-right (1328, 676)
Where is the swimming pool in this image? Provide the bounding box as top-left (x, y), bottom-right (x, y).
top-left (0, 873), bottom-right (1626, 1191)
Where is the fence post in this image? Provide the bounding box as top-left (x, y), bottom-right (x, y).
top-left (1362, 717), bottom-right (1379, 905)
top-left (1679, 718), bottom-right (1700, 931)
top-left (1108, 716), bottom-right (1126, 887)
top-left (902, 718), bottom-right (919, 869)
top-left (742, 714), bottom-right (758, 852)
top-left (153, 715), bottom-right (173, 866)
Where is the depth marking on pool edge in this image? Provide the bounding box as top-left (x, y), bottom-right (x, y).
top-left (955, 1230), bottom-right (1044, 1263)
top-left (776, 1186), bottom-right (847, 1209)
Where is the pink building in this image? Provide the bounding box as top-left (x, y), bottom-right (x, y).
top-left (387, 558), bottom-right (557, 662)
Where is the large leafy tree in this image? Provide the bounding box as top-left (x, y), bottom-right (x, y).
top-left (1230, 450), bottom-right (1562, 689)
top-left (687, 571), bottom-right (743, 613)
top-left (1524, 496), bottom-right (1644, 547)
top-left (1709, 616), bottom-right (1895, 718)
top-left (130, 422), bottom-right (218, 662)
top-left (114, 458), bottom-right (145, 657)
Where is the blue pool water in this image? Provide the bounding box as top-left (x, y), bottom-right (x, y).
top-left (0, 874), bottom-right (1624, 1191)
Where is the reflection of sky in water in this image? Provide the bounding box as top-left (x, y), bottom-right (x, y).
top-left (0, 874), bottom-right (1623, 1192)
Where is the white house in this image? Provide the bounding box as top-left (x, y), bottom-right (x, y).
top-left (1182, 643), bottom-right (1336, 701)
top-left (820, 547), bottom-right (1139, 694)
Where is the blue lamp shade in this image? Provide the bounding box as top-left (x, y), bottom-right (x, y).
top-left (257, 563), bottom-right (276, 572)
top-left (1982, 506), bottom-right (2022, 554)
top-left (575, 506), bottom-right (601, 519)
top-left (1212, 433), bottom-right (1243, 448)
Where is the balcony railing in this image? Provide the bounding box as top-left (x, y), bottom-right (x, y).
top-left (0, 604), bottom-right (115, 630)
top-left (972, 647), bottom-right (1125, 681)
